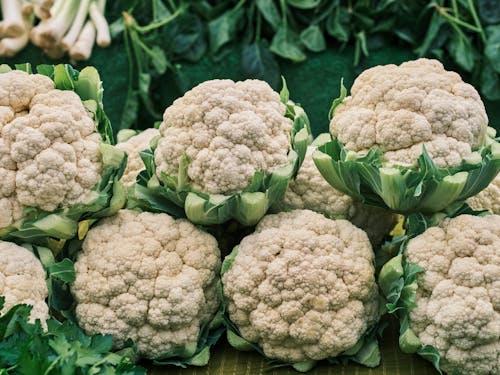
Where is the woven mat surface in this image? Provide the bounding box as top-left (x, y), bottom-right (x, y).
top-left (148, 318), bottom-right (437, 375)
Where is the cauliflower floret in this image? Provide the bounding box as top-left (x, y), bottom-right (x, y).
top-left (222, 210), bottom-right (379, 363)
top-left (330, 59), bottom-right (488, 167)
top-left (0, 241), bottom-right (49, 325)
top-left (406, 214), bottom-right (500, 375)
top-left (279, 146), bottom-right (396, 244)
top-left (0, 69), bottom-right (103, 228)
top-left (466, 174), bottom-right (500, 214)
top-left (71, 209), bottom-right (221, 359)
top-left (154, 79), bottom-right (293, 195)
top-left (116, 128), bottom-right (159, 187)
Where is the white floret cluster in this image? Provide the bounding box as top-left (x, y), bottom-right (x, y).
top-left (71, 209), bottom-right (221, 358)
top-left (222, 210), bottom-right (379, 363)
top-left (330, 58), bottom-right (488, 167)
top-left (406, 215), bottom-right (500, 375)
top-left (154, 79), bottom-right (293, 195)
top-left (0, 70), bottom-right (103, 229)
top-left (0, 240), bottom-right (49, 325)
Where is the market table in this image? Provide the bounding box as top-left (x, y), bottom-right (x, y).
top-left (147, 318), bottom-right (436, 375)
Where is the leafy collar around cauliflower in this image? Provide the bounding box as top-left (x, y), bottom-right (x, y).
top-left (133, 79), bottom-right (311, 227)
top-left (0, 64), bottom-right (127, 252)
top-left (312, 81), bottom-right (500, 215)
top-left (377, 208), bottom-right (487, 375)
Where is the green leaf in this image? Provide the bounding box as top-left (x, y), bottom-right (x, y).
top-left (328, 78), bottom-right (347, 120)
top-left (270, 24), bottom-right (306, 62)
top-left (256, 0), bottom-right (281, 30)
top-left (448, 34), bottom-right (476, 72)
top-left (481, 61), bottom-right (500, 100)
top-left (485, 25), bottom-right (500, 73)
top-left (416, 12), bottom-right (445, 56)
top-left (48, 259), bottom-right (76, 283)
top-left (287, 0), bottom-right (322, 9)
top-left (300, 25), bottom-right (326, 53)
top-left (326, 7), bottom-right (350, 42)
top-left (152, 0), bottom-right (171, 21)
top-left (208, 5), bottom-right (245, 55)
top-left (149, 46), bottom-right (168, 75)
top-left (240, 40), bottom-right (280, 88)
top-left (478, 0), bottom-right (500, 24)
top-left (280, 76), bottom-right (290, 103)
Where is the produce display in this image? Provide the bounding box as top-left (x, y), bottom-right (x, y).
top-left (0, 1), bottom-right (499, 375)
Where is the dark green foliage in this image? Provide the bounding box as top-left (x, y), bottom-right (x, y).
top-left (0, 298), bottom-right (146, 375)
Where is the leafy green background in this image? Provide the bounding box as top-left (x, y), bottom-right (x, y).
top-left (2, 42), bottom-right (499, 137)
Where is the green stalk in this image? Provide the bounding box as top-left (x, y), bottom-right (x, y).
top-left (379, 167), bottom-right (407, 210)
top-left (466, 0), bottom-right (486, 43)
top-left (435, 4), bottom-right (481, 33)
top-left (135, 5), bottom-right (186, 33)
top-left (419, 171), bottom-right (467, 212)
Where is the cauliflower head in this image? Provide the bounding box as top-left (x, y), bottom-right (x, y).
top-left (466, 173), bottom-right (500, 214)
top-left (0, 69), bottom-right (103, 220)
top-left (0, 241), bottom-right (48, 324)
top-left (71, 209), bottom-right (221, 359)
top-left (405, 214), bottom-right (500, 375)
top-left (222, 210), bottom-right (380, 364)
top-left (116, 128), bottom-right (159, 187)
top-left (280, 146), bottom-right (396, 244)
top-left (154, 79), bottom-right (293, 195)
top-left (330, 58), bottom-right (488, 168)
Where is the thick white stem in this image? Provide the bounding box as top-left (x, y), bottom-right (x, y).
top-left (20, 0), bottom-right (33, 17)
top-left (49, 0), bottom-right (62, 16)
top-left (60, 0), bottom-right (91, 50)
top-left (69, 19), bottom-right (95, 61)
top-left (30, 0), bottom-right (78, 48)
top-left (0, 0), bottom-right (25, 38)
top-left (89, 0), bottom-right (109, 47)
top-left (0, 6), bottom-right (33, 57)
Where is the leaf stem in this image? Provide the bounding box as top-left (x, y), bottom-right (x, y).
top-left (134, 5), bottom-right (186, 33)
top-left (255, 11), bottom-right (261, 42)
top-left (434, 4), bottom-right (481, 33)
top-left (466, 0), bottom-right (486, 43)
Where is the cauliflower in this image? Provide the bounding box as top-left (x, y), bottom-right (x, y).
top-left (0, 64), bottom-right (125, 246)
top-left (116, 128), bottom-right (159, 187)
top-left (71, 209), bottom-right (221, 362)
top-left (278, 146), bottom-right (396, 245)
top-left (313, 59), bottom-right (500, 214)
top-left (466, 173), bottom-right (500, 214)
top-left (136, 79), bottom-right (310, 226)
top-left (0, 240), bottom-right (48, 325)
top-left (330, 58), bottom-right (487, 168)
top-left (379, 214), bottom-right (500, 375)
top-left (222, 210), bottom-right (381, 370)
